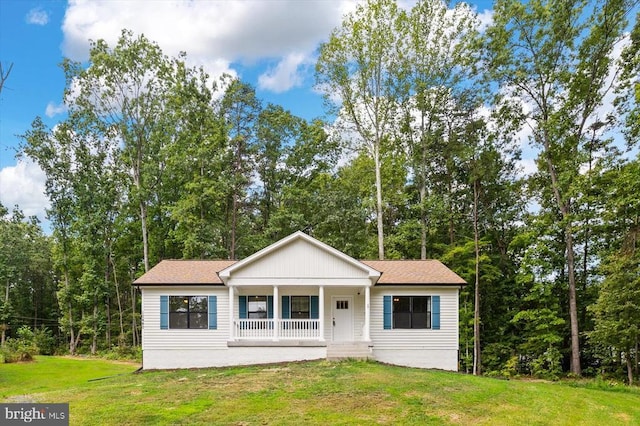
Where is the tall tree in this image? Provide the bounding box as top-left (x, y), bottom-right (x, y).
top-left (219, 78), bottom-right (261, 259)
top-left (402, 0), bottom-right (479, 259)
top-left (316, 0), bottom-right (408, 259)
top-left (62, 29), bottom-right (180, 272)
top-left (483, 0), bottom-right (635, 376)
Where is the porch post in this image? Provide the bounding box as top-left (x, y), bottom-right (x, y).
top-left (273, 286), bottom-right (279, 341)
top-left (228, 286), bottom-right (234, 341)
top-left (319, 286), bottom-right (325, 341)
top-left (364, 286), bottom-right (371, 341)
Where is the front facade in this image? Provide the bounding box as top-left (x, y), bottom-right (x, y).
top-left (135, 231), bottom-right (466, 370)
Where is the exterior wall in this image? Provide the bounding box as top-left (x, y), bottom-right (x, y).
top-left (141, 286), bottom-right (229, 351)
top-left (143, 347), bottom-right (326, 370)
top-left (140, 283), bottom-right (461, 371)
top-left (369, 286), bottom-right (460, 370)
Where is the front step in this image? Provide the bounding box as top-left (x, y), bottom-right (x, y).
top-left (326, 342), bottom-right (372, 360)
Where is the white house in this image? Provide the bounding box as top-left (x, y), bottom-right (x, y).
top-left (134, 231), bottom-right (466, 370)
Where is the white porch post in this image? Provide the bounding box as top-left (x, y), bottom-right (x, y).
top-left (228, 286), bottom-right (235, 341)
top-left (364, 286), bottom-right (371, 341)
top-left (273, 286), bottom-right (279, 341)
top-left (319, 286), bottom-right (325, 341)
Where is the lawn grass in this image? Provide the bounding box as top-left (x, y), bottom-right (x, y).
top-left (2, 356), bottom-right (639, 425)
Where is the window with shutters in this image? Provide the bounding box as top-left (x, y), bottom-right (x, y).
top-left (392, 296), bottom-right (431, 329)
top-left (169, 296), bottom-right (208, 329)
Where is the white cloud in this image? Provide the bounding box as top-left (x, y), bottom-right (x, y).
top-left (0, 160), bottom-right (49, 222)
top-left (475, 9), bottom-right (494, 31)
top-left (258, 53), bottom-right (311, 93)
top-left (45, 101), bottom-right (67, 118)
top-left (26, 7), bottom-right (49, 26)
top-left (61, 0), bottom-right (351, 91)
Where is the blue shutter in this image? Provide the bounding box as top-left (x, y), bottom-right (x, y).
top-left (383, 295), bottom-right (392, 330)
top-left (208, 296), bottom-right (217, 330)
top-left (432, 295), bottom-right (440, 330)
top-left (160, 295), bottom-right (169, 330)
top-left (282, 296), bottom-right (290, 319)
top-left (239, 296), bottom-right (247, 319)
top-left (310, 296), bottom-right (319, 319)
top-left (267, 296), bottom-right (274, 319)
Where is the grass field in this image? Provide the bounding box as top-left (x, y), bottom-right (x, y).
top-left (1, 356), bottom-right (639, 425)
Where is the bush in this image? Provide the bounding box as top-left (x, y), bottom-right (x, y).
top-left (1, 336), bottom-right (36, 363)
top-left (33, 328), bottom-right (56, 355)
top-left (0, 326), bottom-right (57, 363)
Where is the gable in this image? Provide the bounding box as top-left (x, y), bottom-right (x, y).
top-left (219, 231), bottom-right (380, 286)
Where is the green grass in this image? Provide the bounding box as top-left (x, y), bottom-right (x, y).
top-left (2, 357), bottom-right (640, 425)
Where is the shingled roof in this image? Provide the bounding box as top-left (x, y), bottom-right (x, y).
top-left (361, 260), bottom-right (466, 286)
top-left (134, 259), bottom-right (465, 286)
top-left (133, 260), bottom-right (236, 285)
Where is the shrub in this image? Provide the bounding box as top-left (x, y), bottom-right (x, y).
top-left (33, 328), bottom-right (56, 355)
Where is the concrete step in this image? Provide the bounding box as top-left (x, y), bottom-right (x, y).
top-left (326, 342), bottom-right (371, 360)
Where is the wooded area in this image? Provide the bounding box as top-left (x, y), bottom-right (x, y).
top-left (1, 0), bottom-right (638, 383)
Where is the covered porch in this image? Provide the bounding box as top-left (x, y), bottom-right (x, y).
top-left (227, 285), bottom-right (372, 343)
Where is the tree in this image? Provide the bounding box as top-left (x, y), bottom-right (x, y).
top-left (483, 0), bottom-right (635, 376)
top-left (589, 159), bottom-right (640, 384)
top-left (63, 29), bottom-right (181, 273)
top-left (402, 0), bottom-right (479, 259)
top-left (0, 62), bottom-right (13, 95)
top-left (316, 0), bottom-right (408, 259)
top-left (219, 78), bottom-right (262, 259)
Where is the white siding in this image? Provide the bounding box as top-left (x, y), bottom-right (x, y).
top-left (227, 239), bottom-right (372, 286)
top-left (141, 287), bottom-right (229, 350)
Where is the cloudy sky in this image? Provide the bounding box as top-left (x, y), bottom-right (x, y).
top-left (0, 0), bottom-right (500, 226)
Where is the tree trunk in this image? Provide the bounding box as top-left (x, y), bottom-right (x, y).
top-left (627, 353), bottom-right (634, 386)
top-left (111, 256), bottom-right (126, 346)
top-left (566, 229), bottom-right (581, 375)
top-left (91, 301), bottom-right (98, 355)
top-left (140, 200), bottom-right (150, 272)
top-left (131, 285), bottom-right (138, 347)
top-left (374, 141), bottom-right (385, 260)
top-left (544, 137), bottom-right (581, 376)
top-left (473, 177), bottom-right (482, 376)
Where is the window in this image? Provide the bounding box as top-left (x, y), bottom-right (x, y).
top-left (169, 296), bottom-right (208, 329)
top-left (291, 296), bottom-right (310, 319)
top-left (393, 296), bottom-right (431, 329)
top-left (248, 296), bottom-right (268, 319)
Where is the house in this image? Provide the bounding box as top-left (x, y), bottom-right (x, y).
top-left (134, 231), bottom-right (466, 370)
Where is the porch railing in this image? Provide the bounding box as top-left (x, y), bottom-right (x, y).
top-left (233, 319), bottom-right (320, 340)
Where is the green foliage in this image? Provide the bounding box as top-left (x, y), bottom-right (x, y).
top-left (1, 326), bottom-right (38, 363)
top-left (6, 1), bottom-right (640, 382)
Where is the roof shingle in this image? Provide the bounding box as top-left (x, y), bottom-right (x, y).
top-left (134, 260), bottom-right (236, 285)
top-left (134, 259), bottom-right (465, 286)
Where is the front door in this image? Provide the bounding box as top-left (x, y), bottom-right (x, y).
top-left (332, 296), bottom-right (353, 341)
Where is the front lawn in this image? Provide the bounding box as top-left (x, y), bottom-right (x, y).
top-left (1, 357), bottom-right (639, 425)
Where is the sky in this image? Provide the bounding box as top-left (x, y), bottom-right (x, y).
top-left (0, 0), bottom-right (538, 227)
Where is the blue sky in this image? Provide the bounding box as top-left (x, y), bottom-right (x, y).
top-left (0, 0), bottom-right (503, 224)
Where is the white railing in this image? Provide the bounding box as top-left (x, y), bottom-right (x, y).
top-left (234, 319), bottom-right (320, 340)
top-left (234, 319), bottom-right (273, 339)
top-left (279, 319), bottom-right (320, 339)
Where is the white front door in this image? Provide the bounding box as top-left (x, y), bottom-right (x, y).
top-left (331, 296), bottom-right (353, 341)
